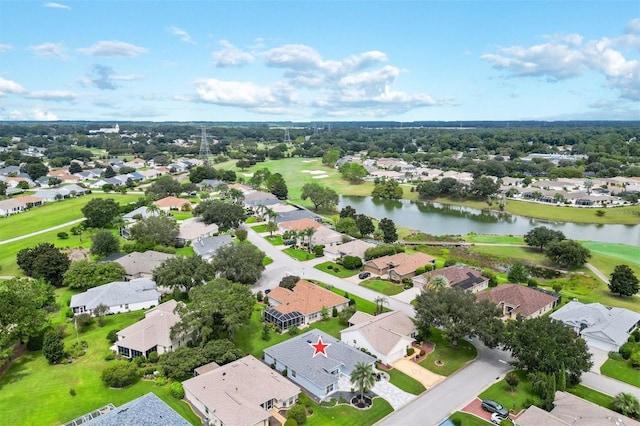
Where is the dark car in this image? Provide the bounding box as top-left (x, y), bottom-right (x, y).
top-left (481, 400), bottom-right (509, 418)
top-left (358, 271), bottom-right (371, 279)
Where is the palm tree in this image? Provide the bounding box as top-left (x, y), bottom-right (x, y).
top-left (302, 227), bottom-right (316, 252)
top-left (612, 392), bottom-right (640, 418)
top-left (229, 188), bottom-right (244, 205)
top-left (350, 362), bottom-right (376, 405)
top-left (112, 215), bottom-right (126, 237)
top-left (428, 275), bottom-right (449, 292)
top-left (373, 296), bottom-right (388, 315)
top-left (266, 208), bottom-right (277, 223)
top-left (146, 203), bottom-right (162, 217)
top-left (265, 221), bottom-right (279, 236)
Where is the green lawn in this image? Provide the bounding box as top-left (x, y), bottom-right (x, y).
top-left (251, 224), bottom-right (269, 233)
top-left (463, 234), bottom-right (525, 244)
top-left (0, 305), bottom-right (200, 426)
top-left (175, 246), bottom-right (195, 256)
top-left (299, 393), bottom-right (394, 426)
top-left (265, 235), bottom-right (284, 245)
top-left (360, 279), bottom-right (405, 296)
top-left (420, 328), bottom-right (477, 376)
top-left (478, 370), bottom-right (541, 414)
top-left (385, 367), bottom-right (426, 395)
top-left (0, 193), bottom-right (139, 241)
top-left (321, 285), bottom-right (382, 315)
top-left (504, 199), bottom-right (640, 225)
top-left (263, 256), bottom-right (274, 266)
top-left (543, 275), bottom-right (640, 313)
top-left (469, 245), bottom-right (553, 267)
top-left (600, 358), bottom-right (640, 387)
top-left (283, 247), bottom-right (317, 261)
top-left (314, 261), bottom-right (360, 278)
top-left (449, 412), bottom-right (492, 425)
top-left (568, 384), bottom-right (614, 409)
top-left (582, 242), bottom-right (640, 277)
top-left (168, 211), bottom-right (193, 221)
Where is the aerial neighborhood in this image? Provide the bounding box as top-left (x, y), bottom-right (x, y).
top-left (0, 122), bottom-right (639, 426)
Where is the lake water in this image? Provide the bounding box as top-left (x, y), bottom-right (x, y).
top-left (339, 196), bottom-right (640, 246)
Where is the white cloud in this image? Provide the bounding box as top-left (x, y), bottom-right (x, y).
top-left (43, 2), bottom-right (70, 10)
top-left (263, 44), bottom-right (324, 69)
top-left (194, 78), bottom-right (284, 107)
top-left (8, 108), bottom-right (59, 120)
top-left (0, 44), bottom-right (13, 53)
top-left (25, 90), bottom-right (77, 102)
top-left (28, 42), bottom-right (68, 59)
top-left (167, 26), bottom-right (195, 44)
top-left (0, 77), bottom-right (26, 96)
top-left (212, 40), bottom-right (254, 67)
top-left (626, 18), bottom-right (640, 34)
top-left (78, 41), bottom-right (148, 57)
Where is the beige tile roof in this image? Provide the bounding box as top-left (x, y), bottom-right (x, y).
top-left (278, 217), bottom-right (322, 231)
top-left (183, 355), bottom-right (300, 426)
top-left (154, 196), bottom-right (191, 208)
top-left (13, 195), bottom-right (42, 204)
top-left (324, 239), bottom-right (376, 259)
top-left (269, 280), bottom-right (349, 316)
top-left (367, 252), bottom-right (436, 276)
top-left (116, 300), bottom-right (181, 353)
top-left (342, 311), bottom-right (416, 355)
top-left (477, 284), bottom-right (559, 317)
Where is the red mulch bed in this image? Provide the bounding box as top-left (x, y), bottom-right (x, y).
top-left (410, 341), bottom-right (435, 362)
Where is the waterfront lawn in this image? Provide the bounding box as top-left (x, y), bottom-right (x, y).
top-left (314, 261), bottom-right (360, 278)
top-left (298, 393), bottom-right (394, 426)
top-left (600, 358), bottom-right (640, 387)
top-left (386, 367), bottom-right (426, 395)
top-left (360, 279), bottom-right (405, 296)
top-left (478, 370), bottom-right (541, 414)
top-left (544, 274), bottom-right (640, 313)
top-left (505, 200), bottom-right (640, 225)
top-left (582, 242), bottom-right (640, 276)
top-left (449, 412), bottom-right (492, 425)
top-left (469, 245), bottom-right (552, 267)
top-left (420, 328), bottom-right (477, 376)
top-left (283, 247), bottom-right (317, 261)
top-left (463, 234), bottom-right (525, 245)
top-left (568, 384), bottom-right (614, 409)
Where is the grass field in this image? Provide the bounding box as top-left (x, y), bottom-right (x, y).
top-left (600, 357), bottom-right (640, 387)
top-left (568, 384), bottom-right (614, 409)
top-left (582, 242), bottom-right (640, 277)
top-left (420, 328), bottom-right (477, 376)
top-left (463, 234), bottom-right (525, 244)
top-left (469, 245), bottom-right (553, 267)
top-left (321, 284), bottom-right (381, 315)
top-left (0, 304), bottom-right (200, 426)
top-left (360, 279), bottom-right (405, 296)
top-left (283, 247), bottom-right (317, 261)
top-left (314, 261), bottom-right (360, 278)
top-left (299, 392), bottom-right (393, 426)
top-left (504, 200), bottom-right (640, 225)
top-left (385, 367), bottom-right (426, 395)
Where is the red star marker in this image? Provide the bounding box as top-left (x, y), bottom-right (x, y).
top-left (310, 336), bottom-right (331, 358)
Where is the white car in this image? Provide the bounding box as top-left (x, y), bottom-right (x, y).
top-left (491, 412), bottom-right (519, 425)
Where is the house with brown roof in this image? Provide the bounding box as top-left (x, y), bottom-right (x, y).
top-left (412, 265), bottom-right (489, 293)
top-left (183, 355), bottom-right (300, 426)
top-left (364, 252), bottom-right (436, 282)
top-left (113, 299), bottom-right (188, 359)
top-left (341, 311), bottom-right (416, 365)
top-left (278, 217), bottom-right (322, 233)
top-left (264, 280), bottom-right (349, 331)
top-left (109, 250), bottom-right (176, 280)
top-left (476, 284), bottom-right (560, 319)
top-left (153, 196), bottom-right (191, 211)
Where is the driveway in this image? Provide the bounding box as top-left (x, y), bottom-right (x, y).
top-left (337, 374), bottom-right (416, 410)
top-left (391, 358), bottom-right (445, 390)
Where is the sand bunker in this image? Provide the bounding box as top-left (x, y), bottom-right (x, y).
top-left (312, 175), bottom-right (329, 179)
top-left (301, 170), bottom-right (327, 175)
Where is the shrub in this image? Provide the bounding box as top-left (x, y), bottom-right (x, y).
top-left (633, 329), bottom-right (640, 342)
top-left (630, 351), bottom-right (640, 369)
top-left (43, 330), bottom-right (65, 364)
top-left (608, 351), bottom-right (624, 361)
top-left (332, 307), bottom-right (338, 317)
top-left (57, 232), bottom-right (69, 239)
top-left (527, 278), bottom-right (538, 288)
top-left (101, 361), bottom-right (139, 388)
top-left (415, 266), bottom-right (426, 275)
top-left (505, 371), bottom-right (520, 390)
top-left (342, 256), bottom-right (363, 270)
top-left (620, 342), bottom-right (634, 360)
top-left (288, 326), bottom-right (300, 336)
top-left (284, 420), bottom-right (298, 426)
top-left (287, 404), bottom-right (307, 425)
top-left (75, 313), bottom-right (94, 331)
top-left (104, 351), bottom-right (116, 361)
top-left (69, 388), bottom-right (76, 397)
top-left (170, 381), bottom-right (185, 399)
top-left (256, 291), bottom-right (264, 302)
top-left (407, 347), bottom-right (415, 357)
top-left (629, 335), bottom-right (637, 343)
top-left (552, 283), bottom-right (563, 293)
top-left (444, 258), bottom-right (456, 267)
top-left (313, 245), bottom-right (324, 256)
top-left (27, 327), bottom-right (51, 351)
top-left (148, 351), bottom-right (159, 363)
top-left (106, 329), bottom-right (119, 343)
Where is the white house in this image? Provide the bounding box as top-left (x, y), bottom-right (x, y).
top-left (69, 278), bottom-right (161, 316)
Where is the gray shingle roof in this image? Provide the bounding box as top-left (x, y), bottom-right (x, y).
top-left (70, 278), bottom-right (160, 311)
top-left (192, 235), bottom-right (233, 257)
top-left (81, 393), bottom-right (190, 426)
top-left (264, 330), bottom-right (375, 389)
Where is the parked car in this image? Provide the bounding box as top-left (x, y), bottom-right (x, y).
top-left (482, 400), bottom-right (509, 418)
top-left (358, 271), bottom-right (371, 279)
top-left (283, 239), bottom-right (295, 246)
top-left (491, 412), bottom-right (518, 425)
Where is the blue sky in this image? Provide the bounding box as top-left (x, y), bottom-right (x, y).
top-left (0, 1), bottom-right (638, 121)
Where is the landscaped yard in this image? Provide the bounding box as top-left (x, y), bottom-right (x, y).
top-left (568, 384), bottom-right (615, 409)
top-left (265, 235), bottom-right (284, 245)
top-left (0, 301), bottom-right (200, 426)
top-left (420, 328), bottom-right (477, 376)
top-left (320, 284), bottom-right (383, 316)
top-left (283, 247), bottom-right (317, 261)
top-left (314, 261), bottom-right (360, 278)
top-left (478, 370), bottom-right (541, 414)
top-left (298, 392), bottom-right (394, 426)
top-left (449, 411), bottom-right (492, 425)
top-left (600, 357), bottom-right (640, 387)
top-left (385, 366), bottom-right (426, 395)
top-left (360, 279), bottom-right (406, 296)
top-left (251, 223), bottom-right (270, 233)
top-left (168, 211), bottom-right (193, 221)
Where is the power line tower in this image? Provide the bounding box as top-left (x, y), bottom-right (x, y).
top-left (199, 126), bottom-right (212, 166)
top-left (284, 127), bottom-right (291, 144)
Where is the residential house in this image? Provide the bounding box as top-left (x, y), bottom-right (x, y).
top-left (70, 278), bottom-right (161, 315)
top-left (278, 217), bottom-right (323, 233)
top-left (476, 284), bottom-right (560, 319)
top-left (0, 198), bottom-right (28, 216)
top-left (264, 330), bottom-right (376, 401)
top-left (412, 265), bottom-right (489, 293)
top-left (550, 301), bottom-right (640, 351)
top-left (33, 184), bottom-right (89, 202)
top-left (109, 250), bottom-right (176, 280)
top-left (154, 196), bottom-right (191, 211)
top-left (364, 252), bottom-right (436, 282)
top-left (124, 158), bottom-right (146, 169)
top-left (243, 190), bottom-right (278, 207)
top-left (264, 280), bottom-right (349, 331)
top-left (14, 195), bottom-right (43, 208)
top-left (341, 311), bottom-right (416, 365)
top-left (183, 355), bottom-right (300, 426)
top-left (177, 217), bottom-right (219, 243)
top-left (138, 169), bottom-right (164, 180)
top-left (191, 235), bottom-right (233, 261)
top-left (113, 299), bottom-right (187, 358)
top-left (517, 391), bottom-right (640, 426)
top-left (324, 239), bottom-right (376, 261)
top-left (276, 208), bottom-right (322, 224)
top-left (90, 177), bottom-right (123, 189)
top-left (64, 392), bottom-right (191, 426)
top-left (122, 206), bottom-right (161, 223)
top-left (4, 175), bottom-right (34, 188)
top-left (310, 225), bottom-right (344, 248)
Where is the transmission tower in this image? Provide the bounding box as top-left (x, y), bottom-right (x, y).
top-left (199, 126), bottom-right (212, 166)
top-left (284, 127), bottom-right (291, 144)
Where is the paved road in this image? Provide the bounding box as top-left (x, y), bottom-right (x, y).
top-left (585, 263), bottom-right (610, 284)
top-left (0, 218), bottom-right (85, 245)
top-left (582, 372), bottom-right (640, 399)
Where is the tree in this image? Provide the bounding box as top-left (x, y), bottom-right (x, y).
top-left (193, 200), bottom-right (245, 229)
top-left (101, 361), bottom-right (139, 387)
top-left (428, 275), bottom-right (449, 292)
top-left (43, 330), bottom-right (65, 364)
top-left (545, 239), bottom-right (591, 269)
top-left (0, 181), bottom-right (8, 196)
top-left (69, 161), bottom-right (82, 174)
top-left (524, 226), bottom-right (566, 251)
top-left (504, 315), bottom-right (592, 383)
top-left (145, 175), bottom-right (182, 200)
top-left (322, 149), bottom-right (341, 167)
top-left (350, 362), bottom-right (376, 404)
top-left (265, 221), bottom-right (279, 236)
top-left (414, 287), bottom-right (503, 347)
top-left (235, 228), bottom-right (248, 242)
top-left (336, 217), bottom-right (361, 237)
top-left (81, 198), bottom-right (120, 228)
top-left (507, 262), bottom-right (529, 283)
top-left (378, 218), bottom-right (398, 243)
top-left (279, 275), bottom-right (300, 290)
top-left (287, 404), bottom-right (307, 425)
top-left (17, 243), bottom-right (70, 287)
top-left (153, 256), bottom-right (216, 296)
top-left (90, 229), bottom-right (121, 257)
top-left (94, 303), bottom-right (109, 326)
top-left (301, 183), bottom-right (339, 212)
top-left (22, 162), bottom-right (49, 180)
top-left (612, 392), bottom-right (640, 418)
top-left (210, 243), bottom-right (265, 285)
top-left (63, 260), bottom-right (125, 290)
top-left (159, 340), bottom-right (243, 380)
top-left (417, 180), bottom-right (440, 199)
top-left (339, 162), bottom-right (368, 183)
top-left (374, 296), bottom-right (388, 315)
top-left (469, 175), bottom-right (500, 199)
top-left (173, 278), bottom-right (254, 344)
top-left (267, 173), bottom-right (288, 199)
top-left (505, 371), bottom-right (519, 392)
top-left (130, 215), bottom-right (179, 246)
top-left (355, 214), bottom-right (375, 237)
top-left (340, 205), bottom-right (357, 218)
top-left (609, 264), bottom-right (639, 296)
top-left (104, 165), bottom-right (116, 178)
top-left (371, 179), bottom-right (403, 199)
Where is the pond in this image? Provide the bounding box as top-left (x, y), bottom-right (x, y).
top-left (339, 196), bottom-right (640, 246)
